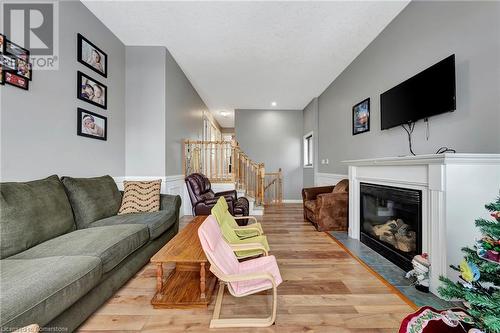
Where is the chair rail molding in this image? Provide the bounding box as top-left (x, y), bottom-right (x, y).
top-left (315, 173), bottom-right (348, 187)
top-left (343, 153), bottom-right (500, 296)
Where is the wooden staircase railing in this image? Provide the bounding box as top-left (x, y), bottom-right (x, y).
top-left (263, 168), bottom-right (283, 205)
top-left (183, 140), bottom-right (283, 206)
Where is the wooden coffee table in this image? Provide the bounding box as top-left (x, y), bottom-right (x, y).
top-left (150, 215), bottom-right (217, 308)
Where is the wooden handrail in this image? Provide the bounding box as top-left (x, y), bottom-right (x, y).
top-left (183, 140), bottom-right (283, 206)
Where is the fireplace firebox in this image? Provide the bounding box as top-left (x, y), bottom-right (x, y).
top-left (360, 183), bottom-right (422, 271)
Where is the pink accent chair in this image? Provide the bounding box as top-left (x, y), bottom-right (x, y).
top-left (198, 215), bottom-right (283, 328)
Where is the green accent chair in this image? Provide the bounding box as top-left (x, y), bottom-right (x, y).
top-left (211, 197), bottom-right (269, 259)
top-left (211, 197), bottom-right (264, 238)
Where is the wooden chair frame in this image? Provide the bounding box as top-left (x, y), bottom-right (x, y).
top-left (207, 257), bottom-right (278, 328)
top-left (233, 216), bottom-right (264, 237)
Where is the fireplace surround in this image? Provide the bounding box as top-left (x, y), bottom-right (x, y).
top-left (360, 183), bottom-right (422, 271)
top-left (338, 153), bottom-right (500, 296)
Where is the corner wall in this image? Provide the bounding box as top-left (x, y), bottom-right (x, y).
top-left (317, 1), bottom-right (500, 174)
top-left (0, 0), bottom-right (126, 181)
top-left (235, 109), bottom-right (303, 200)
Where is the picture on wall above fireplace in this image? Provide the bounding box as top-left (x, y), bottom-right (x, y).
top-left (352, 98), bottom-right (370, 135)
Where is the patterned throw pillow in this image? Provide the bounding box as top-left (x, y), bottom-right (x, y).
top-left (118, 180), bottom-right (161, 215)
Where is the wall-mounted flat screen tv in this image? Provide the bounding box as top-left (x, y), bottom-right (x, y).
top-left (380, 54), bottom-right (456, 130)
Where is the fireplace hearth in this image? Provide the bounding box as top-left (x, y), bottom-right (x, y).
top-left (360, 183), bottom-right (422, 271)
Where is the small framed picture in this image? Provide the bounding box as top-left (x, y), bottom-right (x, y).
top-left (352, 98), bottom-right (370, 135)
top-left (77, 71), bottom-right (107, 109)
top-left (0, 34), bottom-right (5, 53)
top-left (0, 67), bottom-right (4, 85)
top-left (5, 72), bottom-right (29, 90)
top-left (15, 57), bottom-right (32, 81)
top-left (77, 108), bottom-right (107, 141)
top-left (2, 54), bottom-right (16, 70)
top-left (77, 34), bottom-right (107, 77)
top-left (5, 40), bottom-right (29, 61)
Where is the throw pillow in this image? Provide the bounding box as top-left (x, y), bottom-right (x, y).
top-left (118, 180), bottom-right (161, 214)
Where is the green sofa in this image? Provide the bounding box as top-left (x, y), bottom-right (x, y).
top-left (0, 175), bottom-right (181, 332)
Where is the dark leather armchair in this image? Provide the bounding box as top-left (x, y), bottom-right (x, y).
top-left (302, 179), bottom-right (349, 232)
top-left (185, 173), bottom-right (249, 222)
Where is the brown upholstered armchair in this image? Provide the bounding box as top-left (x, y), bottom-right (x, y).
top-left (185, 173), bottom-right (249, 223)
top-left (301, 179), bottom-right (349, 232)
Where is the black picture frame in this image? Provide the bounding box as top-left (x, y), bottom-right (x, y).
top-left (77, 108), bottom-right (107, 141)
top-left (5, 71), bottom-right (29, 90)
top-left (0, 34), bottom-right (5, 54)
top-left (77, 33), bottom-right (107, 78)
top-left (352, 98), bottom-right (370, 135)
top-left (15, 57), bottom-right (32, 81)
top-left (5, 39), bottom-right (29, 61)
top-left (77, 71), bottom-right (107, 109)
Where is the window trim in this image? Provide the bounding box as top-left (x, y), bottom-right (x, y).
top-left (303, 131), bottom-right (313, 168)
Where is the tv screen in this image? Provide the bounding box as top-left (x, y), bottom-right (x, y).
top-left (380, 55), bottom-right (456, 130)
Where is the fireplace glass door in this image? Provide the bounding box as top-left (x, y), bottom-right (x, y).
top-left (360, 183), bottom-right (422, 270)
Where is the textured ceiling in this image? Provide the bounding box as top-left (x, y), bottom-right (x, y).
top-left (82, 0), bottom-right (409, 127)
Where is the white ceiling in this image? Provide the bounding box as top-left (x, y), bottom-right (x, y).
top-left (82, 0), bottom-right (409, 128)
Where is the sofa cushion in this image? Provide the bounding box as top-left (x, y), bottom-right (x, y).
top-left (10, 225), bottom-right (149, 272)
top-left (90, 209), bottom-right (176, 240)
top-left (61, 175), bottom-right (122, 229)
top-left (0, 256), bottom-right (102, 328)
top-left (0, 175), bottom-right (75, 259)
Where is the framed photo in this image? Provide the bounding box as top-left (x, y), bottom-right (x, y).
top-left (0, 34), bottom-right (5, 53)
top-left (0, 66), bottom-right (4, 85)
top-left (77, 71), bottom-right (107, 109)
top-left (5, 40), bottom-right (29, 61)
top-left (352, 98), bottom-right (370, 135)
top-left (15, 57), bottom-right (32, 81)
top-left (77, 108), bottom-right (107, 141)
top-left (77, 34), bottom-right (107, 77)
top-left (5, 72), bottom-right (29, 90)
top-left (2, 54), bottom-right (16, 70)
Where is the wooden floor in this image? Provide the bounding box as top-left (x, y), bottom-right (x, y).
top-left (79, 204), bottom-right (415, 332)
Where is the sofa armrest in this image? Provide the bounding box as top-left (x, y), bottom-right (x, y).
top-left (316, 192), bottom-right (348, 213)
top-left (302, 186), bottom-right (335, 201)
top-left (214, 190), bottom-right (237, 202)
top-left (160, 194), bottom-right (181, 212)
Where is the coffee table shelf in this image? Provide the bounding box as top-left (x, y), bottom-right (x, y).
top-left (150, 216), bottom-right (217, 309)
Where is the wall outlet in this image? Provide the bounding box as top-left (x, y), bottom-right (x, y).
top-left (325, 159), bottom-right (329, 165)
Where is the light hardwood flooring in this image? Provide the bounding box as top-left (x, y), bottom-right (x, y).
top-left (79, 204), bottom-right (416, 332)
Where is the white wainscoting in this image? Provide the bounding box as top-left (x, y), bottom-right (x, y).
top-left (315, 173), bottom-right (348, 186)
top-left (114, 175), bottom-right (186, 217)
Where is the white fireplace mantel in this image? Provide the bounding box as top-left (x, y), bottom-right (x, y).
top-left (343, 153), bottom-right (500, 296)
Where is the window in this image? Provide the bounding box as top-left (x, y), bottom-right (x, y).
top-left (304, 132), bottom-right (313, 167)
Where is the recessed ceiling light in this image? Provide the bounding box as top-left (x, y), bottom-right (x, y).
top-left (271, 101), bottom-right (277, 107)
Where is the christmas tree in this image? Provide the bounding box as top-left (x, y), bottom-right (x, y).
top-left (438, 196), bottom-right (500, 333)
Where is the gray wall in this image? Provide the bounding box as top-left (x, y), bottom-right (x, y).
top-left (317, 1), bottom-right (500, 174)
top-left (124, 46), bottom-right (206, 177)
top-left (235, 109), bottom-right (303, 200)
top-left (0, 0), bottom-right (126, 181)
top-left (303, 98), bottom-right (318, 188)
top-left (165, 49), bottom-right (205, 176)
top-left (125, 46), bottom-right (166, 176)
